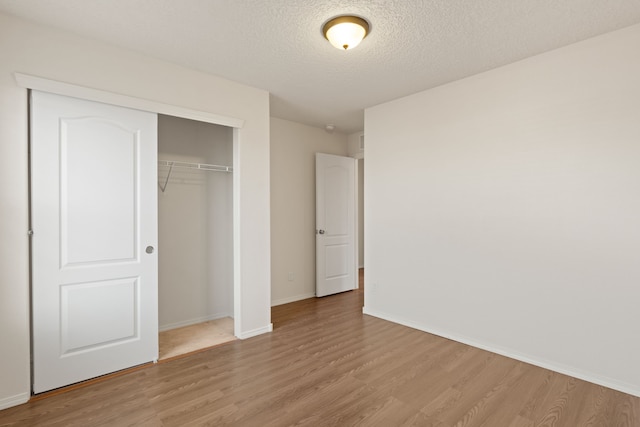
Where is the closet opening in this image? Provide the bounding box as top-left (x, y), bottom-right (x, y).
top-left (157, 115), bottom-right (235, 360)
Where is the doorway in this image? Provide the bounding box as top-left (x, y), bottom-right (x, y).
top-left (156, 115), bottom-right (236, 360)
top-left (30, 90), bottom-right (242, 392)
top-left (315, 153), bottom-right (357, 297)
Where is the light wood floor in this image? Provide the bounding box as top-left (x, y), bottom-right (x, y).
top-left (1, 271), bottom-right (638, 426)
top-left (159, 317), bottom-right (236, 361)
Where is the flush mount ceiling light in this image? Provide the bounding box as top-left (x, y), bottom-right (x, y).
top-left (323, 15), bottom-right (370, 51)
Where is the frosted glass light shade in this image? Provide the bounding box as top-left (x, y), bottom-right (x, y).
top-left (323, 16), bottom-right (369, 51)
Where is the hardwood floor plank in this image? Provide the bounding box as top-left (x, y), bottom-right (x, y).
top-left (417, 350), bottom-right (498, 416)
top-left (259, 375), bottom-right (373, 427)
top-left (476, 363), bottom-right (555, 426)
top-left (417, 354), bottom-right (521, 425)
top-left (449, 362), bottom-right (530, 426)
top-left (613, 395), bottom-right (640, 426)
top-left (2, 280), bottom-right (639, 426)
top-left (390, 346), bottom-right (491, 411)
top-left (329, 395), bottom-right (442, 427)
top-left (531, 376), bottom-right (580, 426)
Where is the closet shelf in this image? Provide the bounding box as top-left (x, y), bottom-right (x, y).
top-left (158, 160), bottom-right (232, 173)
top-left (158, 160), bottom-right (232, 193)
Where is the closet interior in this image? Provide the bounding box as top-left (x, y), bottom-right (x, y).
top-left (157, 114), bottom-right (235, 360)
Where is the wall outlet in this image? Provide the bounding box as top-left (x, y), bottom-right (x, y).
top-left (288, 272), bottom-right (294, 281)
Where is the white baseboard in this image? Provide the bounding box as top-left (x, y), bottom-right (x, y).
top-left (237, 323), bottom-right (273, 340)
top-left (271, 292), bottom-right (315, 307)
top-left (362, 307), bottom-right (640, 398)
top-left (159, 312), bottom-right (232, 332)
top-left (0, 392), bottom-right (30, 411)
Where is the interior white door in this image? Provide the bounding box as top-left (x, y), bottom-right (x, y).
top-left (316, 153), bottom-right (357, 297)
top-left (31, 91), bottom-right (158, 393)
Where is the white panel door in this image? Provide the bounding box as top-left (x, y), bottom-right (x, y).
top-left (316, 153), bottom-right (357, 297)
top-left (31, 91), bottom-right (158, 393)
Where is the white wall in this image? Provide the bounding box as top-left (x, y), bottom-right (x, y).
top-left (348, 132), bottom-right (365, 268)
top-left (364, 24), bottom-right (640, 396)
top-left (270, 118), bottom-right (348, 305)
top-left (0, 13), bottom-right (271, 409)
top-left (357, 158), bottom-right (364, 268)
top-left (158, 115), bottom-right (233, 330)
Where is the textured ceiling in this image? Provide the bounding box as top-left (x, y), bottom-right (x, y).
top-left (1, 1), bottom-right (640, 134)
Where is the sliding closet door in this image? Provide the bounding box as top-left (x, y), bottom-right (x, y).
top-left (31, 91), bottom-right (158, 393)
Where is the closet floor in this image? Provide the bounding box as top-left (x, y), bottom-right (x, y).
top-left (159, 317), bottom-right (235, 361)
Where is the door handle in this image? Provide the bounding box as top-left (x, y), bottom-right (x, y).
top-left (145, 246), bottom-right (154, 254)
top-left (318, 229), bottom-right (325, 235)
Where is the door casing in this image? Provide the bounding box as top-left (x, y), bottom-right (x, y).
top-left (21, 74), bottom-right (247, 392)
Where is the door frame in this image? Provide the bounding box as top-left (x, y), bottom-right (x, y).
top-left (17, 73), bottom-right (246, 345)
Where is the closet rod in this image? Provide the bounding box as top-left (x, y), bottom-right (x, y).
top-left (158, 160), bottom-right (232, 193)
